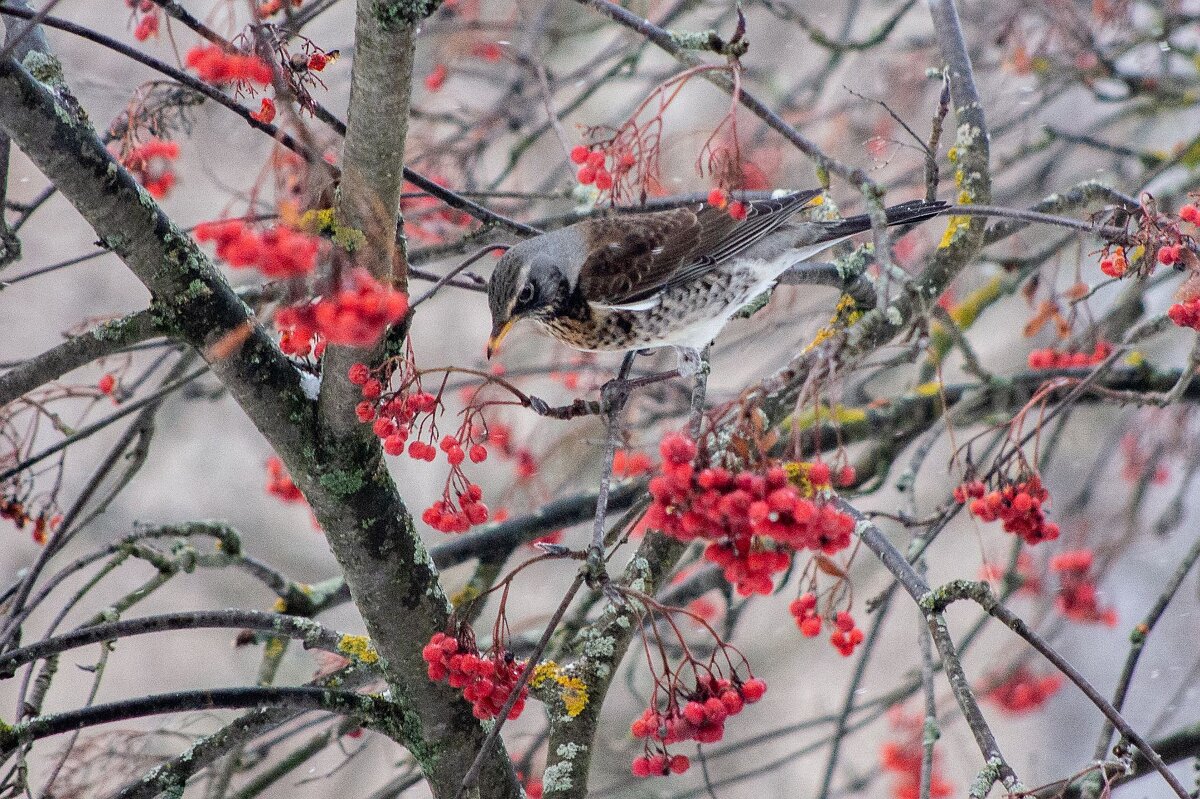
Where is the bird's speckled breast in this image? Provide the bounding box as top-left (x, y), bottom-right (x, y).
top-left (535, 260), bottom-right (779, 352)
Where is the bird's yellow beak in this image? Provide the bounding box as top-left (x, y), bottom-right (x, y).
top-left (487, 318), bottom-right (516, 359)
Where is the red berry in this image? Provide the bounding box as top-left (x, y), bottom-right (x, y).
top-left (727, 201), bottom-right (748, 221)
top-left (469, 444), bottom-right (488, 463)
top-left (569, 145), bottom-right (590, 164)
top-left (740, 678), bottom-right (766, 702)
top-left (98, 374), bottom-right (116, 394)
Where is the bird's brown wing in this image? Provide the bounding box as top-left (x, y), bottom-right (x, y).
top-left (577, 190), bottom-right (822, 307)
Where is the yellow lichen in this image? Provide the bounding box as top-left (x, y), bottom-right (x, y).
top-left (783, 461), bottom-right (826, 497)
top-left (803, 294), bottom-right (860, 354)
top-left (337, 634), bottom-right (380, 664)
top-left (788, 403), bottom-right (868, 431)
top-left (272, 597), bottom-right (288, 613)
top-left (937, 216), bottom-right (971, 249)
top-left (450, 585), bottom-right (481, 608)
top-left (530, 661), bottom-right (589, 717)
top-left (264, 637), bottom-right (285, 658)
top-left (946, 147), bottom-right (958, 163)
top-left (296, 207), bottom-right (366, 252)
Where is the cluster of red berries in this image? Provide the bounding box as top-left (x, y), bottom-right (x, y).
top-left (1049, 549), bottom-right (1117, 626)
top-left (118, 138), bottom-right (179, 199)
top-left (421, 632), bottom-right (527, 720)
top-left (399, 176), bottom-right (474, 245)
top-left (570, 145), bottom-right (635, 192)
top-left (1168, 297), bottom-right (1200, 332)
top-left (424, 64), bottom-right (448, 91)
top-left (629, 675), bottom-right (766, 778)
top-left (983, 665), bottom-right (1063, 714)
top-left (979, 550), bottom-right (1042, 595)
top-left (1, 499), bottom-right (60, 545)
top-left (1158, 244), bottom-right (1187, 266)
top-left (256, 0), bottom-right (303, 16)
top-left (265, 456), bottom-right (305, 504)
top-left (186, 45), bottom-right (274, 86)
top-left (957, 475), bottom-right (1060, 545)
top-left (788, 594), bottom-right (865, 656)
top-left (880, 709), bottom-right (953, 799)
top-left (349, 363), bottom-right (490, 533)
top-left (276, 269), bottom-right (408, 348)
top-left (251, 97), bottom-right (277, 124)
top-left (1027, 341), bottom-right (1112, 370)
top-left (422, 483), bottom-right (489, 533)
top-left (194, 219), bottom-right (320, 279)
top-left (1120, 432), bottom-right (1169, 485)
top-left (1099, 246), bottom-right (1127, 278)
top-left (125, 0), bottom-right (159, 40)
top-left (612, 449), bottom-right (653, 478)
top-left (646, 433), bottom-right (856, 596)
top-left (706, 188), bottom-right (748, 221)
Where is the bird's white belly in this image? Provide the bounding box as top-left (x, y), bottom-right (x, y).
top-left (653, 254), bottom-right (798, 349)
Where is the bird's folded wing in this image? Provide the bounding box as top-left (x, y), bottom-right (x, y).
top-left (580, 189), bottom-right (822, 308)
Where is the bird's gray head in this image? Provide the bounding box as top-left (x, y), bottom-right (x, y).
top-left (486, 231), bottom-right (579, 358)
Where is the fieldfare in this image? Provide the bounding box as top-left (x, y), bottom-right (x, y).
top-left (487, 191), bottom-right (946, 373)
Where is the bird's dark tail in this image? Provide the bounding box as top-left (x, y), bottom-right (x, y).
top-left (818, 199), bottom-right (949, 239)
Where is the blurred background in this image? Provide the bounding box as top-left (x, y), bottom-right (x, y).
top-left (3, 0), bottom-right (1200, 797)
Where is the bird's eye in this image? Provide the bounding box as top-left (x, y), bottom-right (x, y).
top-left (517, 284), bottom-right (536, 305)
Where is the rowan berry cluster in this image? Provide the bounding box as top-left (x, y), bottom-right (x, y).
top-left (265, 456), bottom-right (304, 504)
top-left (400, 176), bottom-right (474, 244)
top-left (256, 0), bottom-right (303, 16)
top-left (570, 145), bottom-right (636, 193)
top-left (646, 433), bottom-right (856, 596)
top-left (125, 0), bottom-right (159, 41)
top-left (612, 449), bottom-right (653, 478)
top-left (957, 475), bottom-right (1060, 545)
top-left (194, 219), bottom-right (320, 279)
top-left (983, 665), bottom-right (1063, 714)
top-left (1049, 549), bottom-right (1117, 626)
top-left (788, 594), bottom-right (865, 656)
top-left (1158, 244), bottom-right (1186, 266)
top-left (979, 550), bottom-right (1042, 595)
top-left (1120, 432), bottom-right (1169, 485)
top-left (1167, 297), bottom-right (1200, 332)
top-left (880, 709), bottom-right (953, 799)
top-left (1027, 341), bottom-right (1112, 370)
top-left (421, 632), bottom-right (527, 720)
top-left (348, 359), bottom-right (491, 533)
top-left (186, 45), bottom-right (274, 86)
top-left (1098, 246), bottom-right (1127, 278)
top-left (706, 188), bottom-right (748, 221)
top-left (630, 674), bottom-right (766, 778)
top-left (118, 138), bottom-right (179, 199)
top-left (0, 498), bottom-right (59, 546)
top-left (424, 64), bottom-right (448, 91)
top-left (276, 269), bottom-right (408, 348)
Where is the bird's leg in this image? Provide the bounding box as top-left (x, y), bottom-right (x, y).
top-left (686, 343), bottom-right (710, 439)
top-left (584, 351), bottom-right (638, 587)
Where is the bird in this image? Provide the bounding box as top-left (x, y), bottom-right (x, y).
top-left (486, 191), bottom-right (947, 374)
